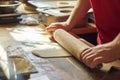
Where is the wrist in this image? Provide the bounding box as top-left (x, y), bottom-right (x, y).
top-left (63, 21), bottom-right (73, 31)
top-left (105, 41), bottom-right (120, 59)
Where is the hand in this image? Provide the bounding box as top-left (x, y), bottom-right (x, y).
top-left (45, 22), bottom-right (71, 41)
top-left (45, 22), bottom-right (70, 35)
top-left (81, 43), bottom-right (120, 68)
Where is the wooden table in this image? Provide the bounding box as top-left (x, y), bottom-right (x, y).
top-left (0, 4), bottom-right (120, 80)
top-left (0, 22), bottom-right (120, 80)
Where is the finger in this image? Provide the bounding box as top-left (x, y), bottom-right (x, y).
top-left (81, 49), bottom-right (94, 62)
top-left (45, 26), bottom-right (57, 32)
top-left (90, 56), bottom-right (103, 68)
top-left (83, 53), bottom-right (97, 67)
top-left (49, 36), bottom-right (56, 42)
top-left (45, 30), bottom-right (53, 37)
top-left (81, 48), bottom-right (92, 59)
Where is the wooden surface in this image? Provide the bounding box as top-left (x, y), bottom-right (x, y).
top-left (0, 24), bottom-right (102, 80)
top-left (0, 23), bottom-right (120, 80)
top-left (0, 4), bottom-right (120, 80)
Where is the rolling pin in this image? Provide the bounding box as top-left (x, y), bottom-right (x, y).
top-left (53, 29), bottom-right (90, 60)
top-left (53, 29), bottom-right (102, 68)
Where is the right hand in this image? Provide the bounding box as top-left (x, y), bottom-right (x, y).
top-left (81, 43), bottom-right (120, 68)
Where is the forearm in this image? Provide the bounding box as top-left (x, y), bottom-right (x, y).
top-left (112, 33), bottom-right (120, 53)
top-left (105, 33), bottom-right (120, 58)
top-left (66, 0), bottom-right (91, 29)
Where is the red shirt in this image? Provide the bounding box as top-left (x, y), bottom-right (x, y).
top-left (90, 0), bottom-right (120, 44)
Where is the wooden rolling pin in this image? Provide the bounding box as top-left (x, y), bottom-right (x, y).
top-left (53, 29), bottom-right (90, 61)
top-left (53, 29), bottom-right (102, 69)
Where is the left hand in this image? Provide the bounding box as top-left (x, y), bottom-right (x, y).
top-left (45, 22), bottom-right (70, 41)
top-left (81, 43), bottom-right (120, 68)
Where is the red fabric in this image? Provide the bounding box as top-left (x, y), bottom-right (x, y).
top-left (90, 0), bottom-right (120, 44)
